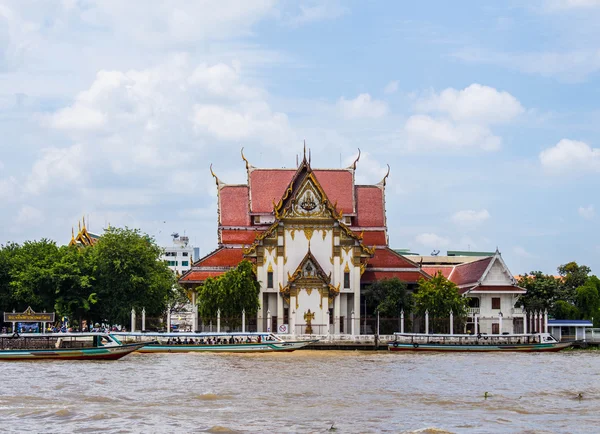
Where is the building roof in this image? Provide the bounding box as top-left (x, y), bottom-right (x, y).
top-left (362, 270), bottom-right (425, 283)
top-left (219, 185), bottom-right (250, 226)
top-left (421, 266), bottom-right (453, 279)
top-left (450, 257), bottom-right (494, 286)
top-left (548, 319), bottom-right (593, 326)
top-left (368, 248), bottom-right (422, 268)
top-left (466, 285), bottom-right (526, 294)
top-left (356, 185), bottom-right (385, 227)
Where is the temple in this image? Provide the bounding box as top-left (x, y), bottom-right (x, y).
top-left (68, 217), bottom-right (100, 247)
top-left (180, 148), bottom-right (527, 335)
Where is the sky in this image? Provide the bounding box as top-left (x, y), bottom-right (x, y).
top-left (1, 0), bottom-right (600, 276)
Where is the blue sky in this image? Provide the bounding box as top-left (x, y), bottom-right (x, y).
top-left (1, 0), bottom-right (599, 275)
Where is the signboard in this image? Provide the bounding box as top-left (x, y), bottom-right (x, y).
top-left (4, 306), bottom-right (55, 323)
top-left (278, 324), bottom-right (289, 334)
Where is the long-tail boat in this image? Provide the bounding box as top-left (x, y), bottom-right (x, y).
top-left (388, 332), bottom-right (572, 352)
top-left (0, 332), bottom-right (147, 360)
top-left (114, 332), bottom-right (318, 353)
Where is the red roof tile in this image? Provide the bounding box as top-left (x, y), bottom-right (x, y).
top-left (361, 230), bottom-right (387, 246)
top-left (180, 271), bottom-right (226, 282)
top-left (220, 186), bottom-right (250, 226)
top-left (249, 169), bottom-right (295, 213)
top-left (248, 168), bottom-right (355, 214)
top-left (356, 186), bottom-right (384, 227)
top-left (194, 248), bottom-right (244, 268)
top-left (422, 267), bottom-right (453, 279)
top-left (220, 229), bottom-right (259, 245)
top-left (313, 170), bottom-right (354, 214)
top-left (450, 257), bottom-right (493, 286)
top-left (470, 285), bottom-right (526, 293)
top-left (368, 248), bottom-right (421, 268)
top-left (362, 271), bottom-right (425, 283)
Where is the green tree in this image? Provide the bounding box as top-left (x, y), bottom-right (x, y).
top-left (0, 243), bottom-right (19, 313)
top-left (557, 261), bottom-right (591, 303)
top-left (90, 227), bottom-right (175, 325)
top-left (575, 276), bottom-right (600, 326)
top-left (364, 278), bottom-right (412, 316)
top-left (414, 271), bottom-right (468, 333)
top-left (8, 239), bottom-right (61, 312)
top-left (552, 300), bottom-right (580, 320)
top-left (52, 245), bottom-right (97, 326)
top-left (196, 260), bottom-right (260, 329)
top-left (517, 271), bottom-right (560, 312)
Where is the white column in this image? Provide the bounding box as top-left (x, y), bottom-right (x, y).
top-left (544, 310), bottom-right (548, 333)
top-left (377, 310), bottom-right (380, 336)
top-left (400, 310), bottom-right (405, 334)
top-left (141, 308), bottom-right (146, 332)
top-left (498, 312), bottom-right (503, 335)
top-left (217, 309), bottom-right (221, 333)
top-left (191, 291), bottom-right (198, 332)
top-left (131, 308), bottom-right (136, 332)
top-left (290, 310), bottom-right (296, 336)
top-left (425, 310), bottom-right (429, 334)
top-left (166, 306), bottom-right (171, 333)
top-left (474, 314), bottom-right (478, 335)
top-left (449, 310), bottom-right (454, 335)
top-left (326, 309), bottom-right (331, 335)
top-left (267, 309), bottom-right (271, 333)
top-left (353, 294), bottom-right (360, 335)
top-left (523, 311), bottom-right (528, 335)
top-left (334, 295), bottom-right (341, 335)
top-left (277, 293), bottom-right (284, 332)
top-left (534, 311), bottom-right (539, 333)
top-left (351, 310), bottom-right (355, 336)
top-left (242, 309), bottom-right (246, 333)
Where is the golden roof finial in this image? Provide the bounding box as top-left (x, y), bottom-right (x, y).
top-left (379, 164), bottom-right (391, 187)
top-left (78, 220), bottom-right (81, 232)
top-left (71, 227), bottom-right (75, 240)
top-left (350, 148), bottom-right (361, 170)
top-left (241, 147), bottom-right (251, 171)
top-left (82, 215), bottom-right (86, 230)
top-left (210, 163), bottom-right (220, 186)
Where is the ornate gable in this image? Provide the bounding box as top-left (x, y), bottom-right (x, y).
top-left (279, 249), bottom-right (340, 309)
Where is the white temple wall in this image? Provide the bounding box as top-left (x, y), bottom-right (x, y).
top-left (481, 261), bottom-right (510, 285)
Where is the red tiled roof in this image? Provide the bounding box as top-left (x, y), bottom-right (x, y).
top-left (362, 270), bottom-right (425, 283)
top-left (220, 229), bottom-right (259, 245)
top-left (194, 248), bottom-right (244, 268)
top-left (450, 257), bottom-right (493, 286)
top-left (180, 271), bottom-right (226, 282)
top-left (422, 266), bottom-right (453, 279)
top-left (220, 186), bottom-right (251, 226)
top-left (470, 285), bottom-right (526, 293)
top-left (356, 186), bottom-right (384, 227)
top-left (249, 169), bottom-right (295, 213)
top-left (248, 168), bottom-right (355, 214)
top-left (313, 170), bottom-right (354, 214)
top-left (361, 230), bottom-right (387, 246)
top-left (368, 248), bottom-right (421, 269)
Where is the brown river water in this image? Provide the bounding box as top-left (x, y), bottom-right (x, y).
top-left (0, 350), bottom-right (598, 433)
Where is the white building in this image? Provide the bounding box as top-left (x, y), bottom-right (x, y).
top-left (162, 233), bottom-right (194, 275)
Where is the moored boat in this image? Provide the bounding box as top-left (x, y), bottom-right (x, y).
top-left (388, 332), bottom-right (572, 352)
top-left (0, 332), bottom-right (147, 361)
top-left (114, 332), bottom-right (318, 353)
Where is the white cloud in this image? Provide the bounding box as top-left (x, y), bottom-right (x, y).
top-left (192, 101), bottom-right (292, 144)
top-left (0, 176), bottom-right (18, 200)
top-left (16, 205), bottom-right (43, 226)
top-left (49, 105), bottom-right (107, 130)
top-left (452, 209), bottom-right (491, 226)
top-left (404, 115), bottom-right (501, 151)
top-left (539, 139), bottom-right (600, 172)
top-left (384, 80), bottom-right (399, 94)
top-left (25, 144), bottom-right (86, 194)
top-left (415, 84), bottom-right (524, 124)
top-left (415, 232), bottom-right (450, 248)
top-left (578, 205), bottom-right (595, 219)
top-left (188, 62), bottom-right (263, 100)
top-left (337, 93), bottom-right (388, 119)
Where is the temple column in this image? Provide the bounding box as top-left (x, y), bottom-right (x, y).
top-left (166, 305), bottom-right (171, 333)
top-left (334, 292), bottom-right (341, 335)
top-left (353, 292), bottom-right (360, 335)
top-left (190, 290), bottom-right (198, 332)
top-left (131, 308), bottom-right (136, 332)
top-left (277, 293), bottom-right (284, 333)
top-left (523, 311), bottom-right (528, 334)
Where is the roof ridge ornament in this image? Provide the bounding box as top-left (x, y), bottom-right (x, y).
top-left (210, 163), bottom-right (221, 187)
top-left (378, 164), bottom-right (391, 186)
top-left (240, 147), bottom-right (253, 171)
top-left (350, 148), bottom-right (361, 170)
